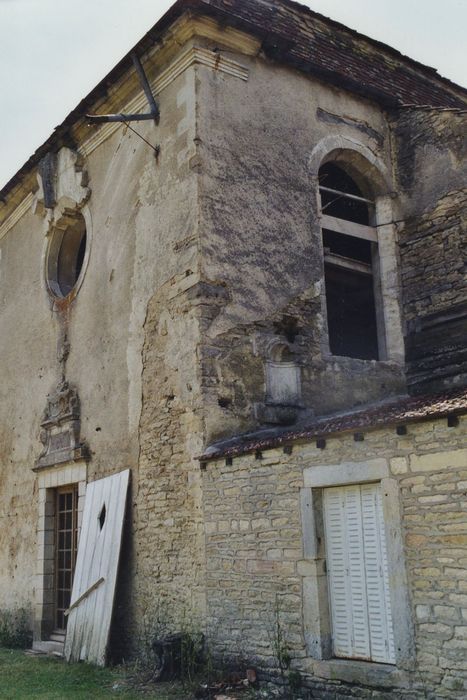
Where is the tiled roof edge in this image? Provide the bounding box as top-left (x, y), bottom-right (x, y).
top-left (200, 387), bottom-right (467, 461)
top-left (2, 0), bottom-right (466, 206)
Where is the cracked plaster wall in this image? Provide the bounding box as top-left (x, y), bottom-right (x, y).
top-left (0, 65), bottom-right (205, 644)
top-left (195, 55), bottom-right (406, 444)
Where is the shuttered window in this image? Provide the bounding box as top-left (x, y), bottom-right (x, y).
top-left (323, 483), bottom-right (395, 664)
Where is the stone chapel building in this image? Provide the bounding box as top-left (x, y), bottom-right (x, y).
top-left (0, 0), bottom-right (466, 696)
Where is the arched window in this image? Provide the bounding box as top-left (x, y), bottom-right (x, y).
top-left (319, 162), bottom-right (381, 360)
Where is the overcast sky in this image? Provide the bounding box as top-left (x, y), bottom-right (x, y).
top-left (0, 0), bottom-right (466, 190)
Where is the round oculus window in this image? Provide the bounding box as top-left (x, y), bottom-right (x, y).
top-left (46, 213), bottom-right (87, 298)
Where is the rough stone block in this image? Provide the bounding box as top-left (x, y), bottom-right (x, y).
top-left (416, 604), bottom-right (431, 621)
top-left (433, 605), bottom-right (460, 622)
top-left (419, 623), bottom-right (453, 639)
top-left (409, 449), bottom-right (467, 473)
top-left (390, 457), bottom-right (408, 474)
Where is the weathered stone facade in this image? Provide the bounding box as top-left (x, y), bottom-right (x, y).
top-left (202, 415), bottom-right (467, 698)
top-left (392, 108), bottom-right (467, 394)
top-left (0, 0), bottom-right (466, 696)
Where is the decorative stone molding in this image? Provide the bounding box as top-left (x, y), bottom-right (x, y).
top-left (34, 380), bottom-right (88, 470)
top-left (2, 15), bottom-right (252, 236)
top-left (0, 193), bottom-right (34, 242)
top-left (80, 44), bottom-right (250, 159)
top-left (308, 135), bottom-right (392, 194)
top-left (33, 147), bottom-right (90, 218)
top-left (171, 15), bottom-right (261, 56)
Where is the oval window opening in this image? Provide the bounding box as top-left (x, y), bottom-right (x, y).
top-left (47, 213), bottom-right (87, 298)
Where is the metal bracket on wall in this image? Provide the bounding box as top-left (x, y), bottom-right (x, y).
top-left (86, 53), bottom-right (159, 124)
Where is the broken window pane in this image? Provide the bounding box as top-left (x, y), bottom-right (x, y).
top-left (57, 221), bottom-right (87, 297)
top-left (46, 212), bottom-right (87, 298)
top-left (325, 264), bottom-right (379, 360)
top-left (319, 164), bottom-right (380, 360)
top-left (319, 162), bottom-right (370, 224)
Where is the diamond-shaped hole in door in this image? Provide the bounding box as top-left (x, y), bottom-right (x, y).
top-left (98, 504), bottom-right (106, 530)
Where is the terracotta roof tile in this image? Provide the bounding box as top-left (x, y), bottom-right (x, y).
top-left (201, 387), bottom-right (467, 461)
top-left (192, 0), bottom-right (467, 109)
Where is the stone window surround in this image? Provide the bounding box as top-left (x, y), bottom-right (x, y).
top-left (308, 136), bottom-right (405, 366)
top-left (34, 461), bottom-right (87, 642)
top-left (299, 458), bottom-right (414, 684)
top-left (43, 203), bottom-right (92, 304)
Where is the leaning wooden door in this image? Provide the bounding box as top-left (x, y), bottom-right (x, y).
top-left (64, 470), bottom-right (130, 665)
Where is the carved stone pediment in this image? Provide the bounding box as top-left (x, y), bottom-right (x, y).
top-left (34, 381), bottom-right (89, 470)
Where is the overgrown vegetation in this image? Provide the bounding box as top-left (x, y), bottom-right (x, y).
top-left (180, 630), bottom-right (206, 686)
top-left (0, 649), bottom-right (286, 699)
top-left (0, 602), bottom-right (305, 698)
top-left (135, 603), bottom-right (210, 689)
top-left (0, 648), bottom-right (183, 699)
top-left (0, 607), bottom-right (32, 649)
top-left (270, 596), bottom-right (302, 699)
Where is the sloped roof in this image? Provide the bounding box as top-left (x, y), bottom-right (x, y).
top-left (201, 387), bottom-right (467, 460)
top-left (1, 0), bottom-right (466, 205)
top-left (192, 0), bottom-right (467, 109)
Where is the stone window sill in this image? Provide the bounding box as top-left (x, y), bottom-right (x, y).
top-left (321, 351), bottom-right (403, 367)
top-left (304, 658), bottom-right (411, 689)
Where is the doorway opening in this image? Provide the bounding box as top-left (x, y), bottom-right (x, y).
top-left (54, 486), bottom-right (78, 631)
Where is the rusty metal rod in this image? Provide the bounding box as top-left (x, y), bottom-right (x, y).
top-left (131, 52), bottom-right (160, 121)
top-left (86, 112), bottom-right (155, 123)
top-left (319, 185), bottom-right (374, 204)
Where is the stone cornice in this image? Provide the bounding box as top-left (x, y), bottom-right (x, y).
top-left (0, 193), bottom-right (34, 242)
top-left (80, 43), bottom-right (249, 158)
top-left (171, 14), bottom-right (260, 55)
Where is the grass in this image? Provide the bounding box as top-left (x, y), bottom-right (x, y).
top-left (0, 649), bottom-right (188, 700)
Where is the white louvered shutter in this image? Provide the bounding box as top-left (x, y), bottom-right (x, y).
top-left (324, 483), bottom-right (395, 664)
top-left (323, 487), bottom-right (354, 657)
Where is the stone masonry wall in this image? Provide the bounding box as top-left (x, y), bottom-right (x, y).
top-left (399, 189), bottom-right (466, 326)
top-left (128, 273), bottom-right (207, 654)
top-left (202, 414), bottom-right (467, 698)
top-left (399, 188), bottom-right (467, 393)
top-left (393, 109), bottom-right (467, 393)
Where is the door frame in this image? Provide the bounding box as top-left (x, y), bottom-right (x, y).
top-left (300, 458), bottom-right (414, 670)
top-left (33, 462), bottom-right (87, 642)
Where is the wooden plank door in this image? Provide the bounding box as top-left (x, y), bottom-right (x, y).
top-left (64, 469), bottom-right (130, 665)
